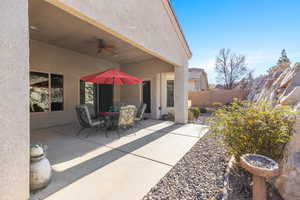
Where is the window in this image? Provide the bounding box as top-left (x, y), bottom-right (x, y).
top-left (167, 80), bottom-right (174, 107)
top-left (51, 74), bottom-right (64, 111)
top-left (30, 72), bottom-right (64, 112)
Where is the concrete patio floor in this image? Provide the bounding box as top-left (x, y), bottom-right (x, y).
top-left (30, 120), bottom-right (209, 200)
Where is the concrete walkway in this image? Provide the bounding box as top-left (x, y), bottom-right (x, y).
top-left (31, 120), bottom-right (208, 200)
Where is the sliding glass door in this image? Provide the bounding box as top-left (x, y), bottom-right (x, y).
top-left (80, 81), bottom-right (113, 112)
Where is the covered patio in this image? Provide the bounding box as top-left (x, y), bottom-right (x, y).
top-left (28, 2), bottom-right (193, 199)
top-left (31, 120), bottom-right (208, 200)
top-left (29, 0), bottom-right (188, 131)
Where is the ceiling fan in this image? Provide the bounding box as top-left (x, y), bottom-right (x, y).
top-left (96, 39), bottom-right (115, 54)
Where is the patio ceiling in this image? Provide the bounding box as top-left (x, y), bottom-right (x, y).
top-left (28, 0), bottom-right (154, 64)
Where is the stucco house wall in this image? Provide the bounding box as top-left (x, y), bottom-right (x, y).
top-left (30, 40), bottom-right (120, 130)
top-left (0, 1), bottom-right (30, 200)
top-left (120, 59), bottom-right (174, 119)
top-left (29, 40), bottom-right (177, 129)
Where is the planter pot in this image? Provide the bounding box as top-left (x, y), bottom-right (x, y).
top-left (30, 154), bottom-right (52, 191)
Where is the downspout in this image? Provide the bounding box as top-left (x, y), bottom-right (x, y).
top-left (159, 73), bottom-right (162, 119)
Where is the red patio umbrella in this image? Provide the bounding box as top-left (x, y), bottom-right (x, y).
top-left (80, 68), bottom-right (143, 85)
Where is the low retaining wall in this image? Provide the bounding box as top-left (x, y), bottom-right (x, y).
top-left (188, 89), bottom-right (248, 106)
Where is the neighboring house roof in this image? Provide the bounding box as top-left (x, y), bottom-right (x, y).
top-left (163, 0), bottom-right (192, 58)
top-left (189, 68), bottom-right (206, 72)
top-left (188, 68), bottom-right (209, 90)
top-left (188, 68), bottom-right (207, 80)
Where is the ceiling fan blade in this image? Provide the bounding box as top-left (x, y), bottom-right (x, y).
top-left (105, 45), bottom-right (115, 49)
top-left (103, 48), bottom-right (116, 55)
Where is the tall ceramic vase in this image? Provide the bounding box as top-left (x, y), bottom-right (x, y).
top-left (30, 145), bottom-right (52, 191)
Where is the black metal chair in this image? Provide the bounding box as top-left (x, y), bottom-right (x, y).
top-left (75, 104), bottom-right (107, 137)
top-left (85, 103), bottom-right (97, 119)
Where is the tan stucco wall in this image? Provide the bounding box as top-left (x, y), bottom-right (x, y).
top-left (46, 0), bottom-right (190, 67)
top-left (189, 89), bottom-right (249, 107)
top-left (120, 59), bottom-right (174, 118)
top-left (0, 1), bottom-right (30, 199)
top-left (30, 40), bottom-right (120, 130)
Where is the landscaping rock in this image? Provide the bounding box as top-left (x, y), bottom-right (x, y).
top-left (280, 86), bottom-right (300, 105)
top-left (275, 116), bottom-right (300, 200)
top-left (143, 133), bottom-right (229, 200)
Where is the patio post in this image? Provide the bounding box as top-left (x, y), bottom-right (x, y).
top-left (174, 64), bottom-right (188, 123)
top-left (154, 73), bottom-right (162, 119)
top-left (0, 1), bottom-right (30, 199)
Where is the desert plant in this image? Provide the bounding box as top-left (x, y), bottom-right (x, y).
top-left (206, 107), bottom-right (216, 113)
top-left (209, 99), bottom-right (295, 161)
top-left (199, 107), bottom-right (208, 113)
top-left (212, 102), bottom-right (223, 107)
top-left (162, 112), bottom-right (175, 121)
top-left (189, 107), bottom-right (200, 119)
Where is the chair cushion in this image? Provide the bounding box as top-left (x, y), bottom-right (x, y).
top-left (91, 119), bottom-right (103, 126)
top-left (118, 105), bottom-right (137, 126)
top-left (86, 104), bottom-right (96, 118)
top-left (76, 105), bottom-right (92, 126)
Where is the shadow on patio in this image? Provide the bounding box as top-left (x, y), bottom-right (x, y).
top-left (30, 120), bottom-right (208, 200)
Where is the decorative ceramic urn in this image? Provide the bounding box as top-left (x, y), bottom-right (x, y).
top-left (30, 145), bottom-right (52, 191)
top-left (240, 154), bottom-right (280, 200)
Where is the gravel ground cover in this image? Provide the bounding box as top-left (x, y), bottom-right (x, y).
top-left (143, 133), bottom-right (229, 200)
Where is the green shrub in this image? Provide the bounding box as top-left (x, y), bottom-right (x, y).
top-left (167, 112), bottom-right (175, 121)
top-left (189, 107), bottom-right (200, 119)
top-left (162, 112), bottom-right (175, 121)
top-left (212, 102), bottom-right (223, 107)
top-left (209, 100), bottom-right (295, 161)
top-left (206, 107), bottom-right (216, 113)
top-left (199, 107), bottom-right (207, 113)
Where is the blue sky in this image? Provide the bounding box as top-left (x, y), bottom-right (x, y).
top-left (171, 0), bottom-right (300, 83)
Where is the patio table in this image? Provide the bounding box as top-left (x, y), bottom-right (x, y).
top-left (98, 112), bottom-right (119, 116)
top-left (98, 112), bottom-right (119, 129)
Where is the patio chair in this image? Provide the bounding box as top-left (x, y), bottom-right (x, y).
top-left (135, 103), bottom-right (147, 126)
top-left (85, 103), bottom-right (97, 119)
top-left (75, 104), bottom-right (107, 137)
top-left (116, 105), bottom-right (137, 137)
